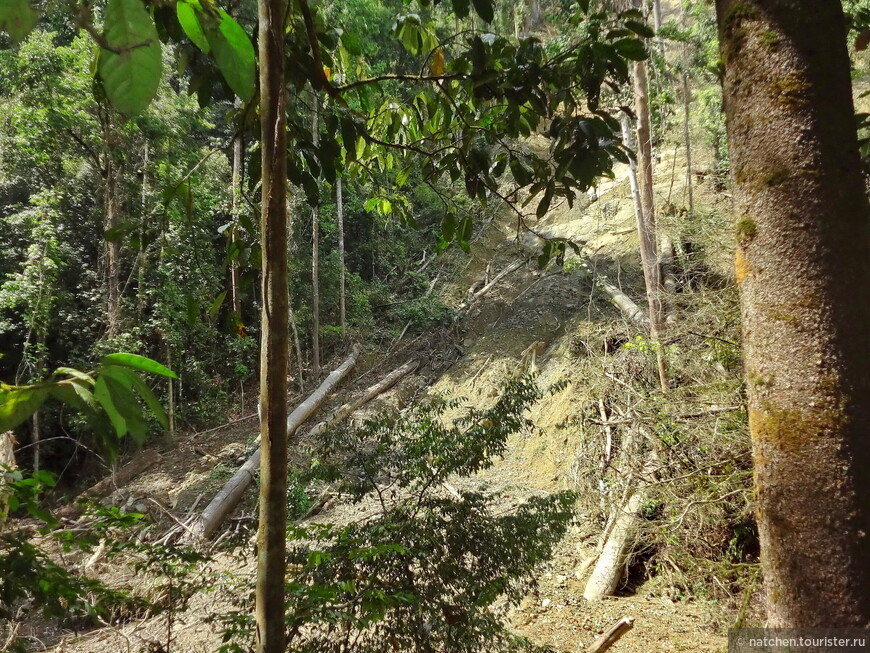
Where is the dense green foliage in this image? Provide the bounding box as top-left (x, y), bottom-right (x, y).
top-left (216, 377), bottom-right (575, 653)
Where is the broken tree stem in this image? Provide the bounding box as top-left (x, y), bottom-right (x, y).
top-left (587, 616), bottom-right (636, 653)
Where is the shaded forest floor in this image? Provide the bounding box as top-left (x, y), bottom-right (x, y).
top-left (28, 136), bottom-right (748, 653)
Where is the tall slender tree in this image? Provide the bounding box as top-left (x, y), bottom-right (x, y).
top-left (336, 176), bottom-right (346, 334)
top-left (310, 92), bottom-right (321, 378)
top-left (717, 0), bottom-right (870, 626)
top-left (632, 57), bottom-right (668, 392)
top-left (255, 0), bottom-right (290, 649)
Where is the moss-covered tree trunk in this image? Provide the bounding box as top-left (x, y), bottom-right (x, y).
top-left (717, 0), bottom-right (870, 626)
top-left (255, 0), bottom-right (290, 649)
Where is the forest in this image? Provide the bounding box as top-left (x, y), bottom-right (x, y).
top-left (1, 0), bottom-right (869, 651)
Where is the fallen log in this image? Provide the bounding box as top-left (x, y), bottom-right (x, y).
top-left (586, 616), bottom-right (635, 653)
top-left (595, 274), bottom-right (647, 326)
top-left (583, 488), bottom-right (645, 601)
top-left (56, 449), bottom-right (163, 520)
top-left (584, 448), bottom-right (657, 601)
top-left (184, 345), bottom-right (361, 541)
top-left (307, 359), bottom-right (418, 438)
top-left (456, 260), bottom-right (524, 319)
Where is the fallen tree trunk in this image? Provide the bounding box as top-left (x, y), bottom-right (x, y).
top-left (595, 274), bottom-right (647, 326)
top-left (583, 487), bottom-right (645, 601)
top-left (307, 359), bottom-right (418, 438)
top-left (456, 260), bottom-right (524, 318)
top-left (584, 447), bottom-right (657, 601)
top-left (56, 449), bottom-right (163, 520)
top-left (184, 345), bottom-right (361, 541)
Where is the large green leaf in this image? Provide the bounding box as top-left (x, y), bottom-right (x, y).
top-left (129, 374), bottom-right (168, 429)
top-left (0, 383), bottom-right (48, 432)
top-left (176, 1), bottom-right (210, 53)
top-left (98, 0), bottom-right (163, 115)
top-left (101, 368), bottom-right (148, 444)
top-left (0, 0), bottom-right (39, 43)
top-left (203, 10), bottom-right (255, 101)
top-left (101, 353), bottom-right (178, 378)
top-left (94, 375), bottom-right (127, 437)
top-left (451, 0), bottom-right (470, 19)
top-left (471, 0), bottom-right (494, 23)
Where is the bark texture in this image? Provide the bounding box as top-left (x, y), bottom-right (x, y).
top-left (231, 98), bottom-right (244, 317)
top-left (717, 0), bottom-right (870, 626)
top-left (310, 93), bottom-right (321, 378)
top-left (255, 0), bottom-right (290, 649)
top-left (625, 75), bottom-right (668, 391)
top-left (337, 176), bottom-right (346, 333)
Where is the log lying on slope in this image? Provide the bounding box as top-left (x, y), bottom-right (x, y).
top-left (56, 449), bottom-right (163, 521)
top-left (183, 345), bottom-right (361, 542)
top-left (583, 448), bottom-right (657, 601)
top-left (307, 359), bottom-right (419, 438)
top-left (594, 274), bottom-right (647, 327)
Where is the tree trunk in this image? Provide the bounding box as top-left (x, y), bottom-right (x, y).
top-left (587, 617), bottom-right (635, 653)
top-left (166, 340), bottom-right (175, 439)
top-left (337, 176), bottom-right (346, 334)
top-left (0, 432), bottom-right (17, 533)
top-left (105, 155), bottom-right (122, 338)
top-left (307, 358), bottom-right (418, 438)
top-left (183, 345), bottom-right (359, 542)
top-left (138, 142), bottom-right (149, 325)
top-left (583, 487), bottom-right (645, 601)
top-left (652, 0), bottom-right (664, 58)
top-left (231, 99), bottom-right (244, 318)
top-left (311, 93), bottom-right (321, 378)
top-left (255, 0), bottom-right (290, 648)
top-left (626, 70), bottom-right (668, 392)
top-left (679, 0), bottom-right (694, 218)
top-left (717, 0), bottom-right (870, 626)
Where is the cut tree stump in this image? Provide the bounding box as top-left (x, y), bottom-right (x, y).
top-left (183, 345), bottom-right (361, 542)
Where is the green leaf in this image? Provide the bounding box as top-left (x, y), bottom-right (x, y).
top-left (0, 383), bottom-right (48, 432)
top-left (613, 38), bottom-right (648, 61)
top-left (53, 367), bottom-right (95, 386)
top-left (98, 0), bottom-right (163, 116)
top-left (452, 0), bottom-right (470, 19)
top-left (101, 353), bottom-right (178, 378)
top-left (176, 1), bottom-right (210, 54)
top-left (209, 291), bottom-right (227, 318)
top-left (94, 376), bottom-right (127, 437)
top-left (624, 19), bottom-right (655, 39)
top-left (536, 185), bottom-right (554, 218)
top-left (0, 0), bottom-right (39, 44)
top-left (129, 374), bottom-right (168, 429)
top-left (471, 0), bottom-right (494, 23)
top-left (203, 10), bottom-right (256, 101)
top-left (100, 369), bottom-right (148, 444)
